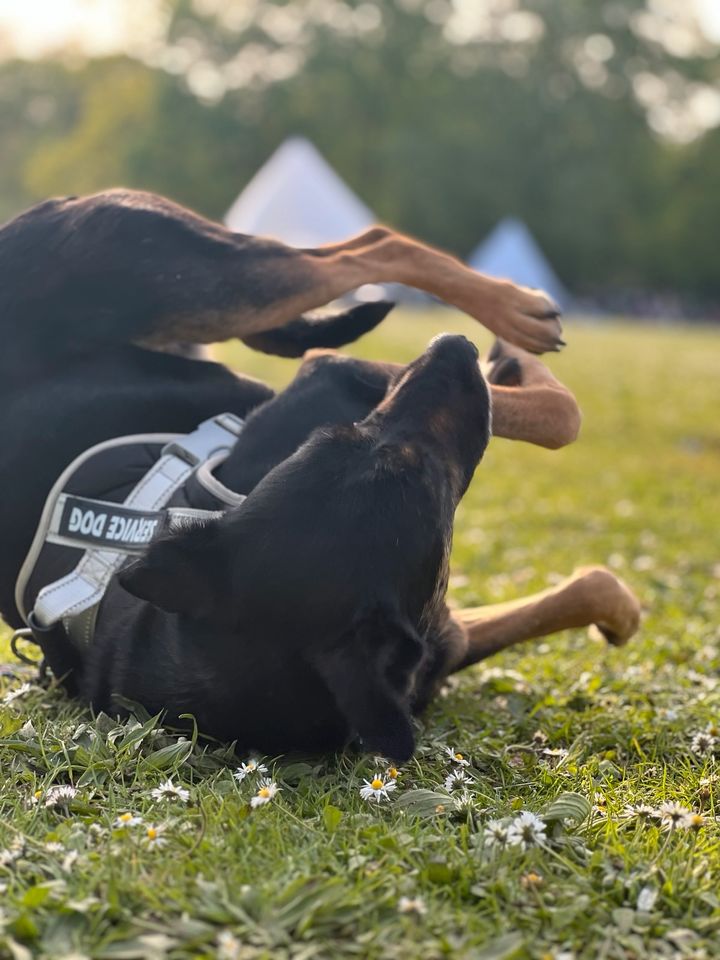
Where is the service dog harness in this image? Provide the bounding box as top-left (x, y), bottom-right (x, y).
top-left (14, 413), bottom-right (246, 654)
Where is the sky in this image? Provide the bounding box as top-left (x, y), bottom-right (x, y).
top-left (0, 0), bottom-right (719, 58)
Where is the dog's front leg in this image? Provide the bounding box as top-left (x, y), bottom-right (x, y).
top-left (302, 232), bottom-right (564, 354)
top-left (446, 566), bottom-right (641, 672)
top-left (483, 338), bottom-right (582, 448)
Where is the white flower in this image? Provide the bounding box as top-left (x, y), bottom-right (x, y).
top-left (144, 824), bottom-right (167, 848)
top-left (115, 812), bottom-right (143, 829)
top-left (44, 785), bottom-right (78, 809)
top-left (233, 758), bottom-right (269, 782)
top-left (359, 775), bottom-right (397, 803)
top-left (506, 811), bottom-right (547, 849)
top-left (0, 840), bottom-right (24, 866)
top-left (445, 747), bottom-right (470, 766)
top-left (250, 778), bottom-right (280, 808)
top-left (18, 720), bottom-right (37, 739)
top-left (45, 842), bottom-right (65, 853)
top-left (540, 748), bottom-right (569, 767)
top-left (398, 896), bottom-right (427, 916)
top-left (452, 790), bottom-right (476, 813)
top-left (2, 682), bottom-right (33, 705)
top-left (61, 850), bottom-right (79, 873)
top-left (484, 818), bottom-right (509, 849)
top-left (637, 886), bottom-right (658, 912)
top-left (690, 731), bottom-right (717, 755)
top-left (444, 770), bottom-right (471, 791)
top-left (658, 801), bottom-right (692, 830)
top-left (623, 803), bottom-right (657, 820)
top-left (150, 779), bottom-right (190, 803)
top-left (217, 930), bottom-right (241, 960)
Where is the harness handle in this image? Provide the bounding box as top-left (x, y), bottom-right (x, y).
top-left (10, 626), bottom-right (42, 666)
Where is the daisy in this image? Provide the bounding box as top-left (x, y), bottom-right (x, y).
top-left (623, 803), bottom-right (657, 820)
top-left (44, 785), bottom-right (78, 809)
top-left (483, 818), bottom-right (509, 849)
top-left (444, 770), bottom-right (471, 791)
top-left (29, 789), bottom-right (43, 806)
top-left (541, 748), bottom-right (569, 767)
top-left (18, 720), bottom-right (36, 739)
top-left (684, 812), bottom-right (707, 831)
top-left (114, 812), bottom-right (143, 829)
top-left (2, 682), bottom-right (33, 705)
top-left (150, 779), bottom-right (190, 803)
top-left (233, 758), bottom-right (269, 782)
top-left (386, 766), bottom-right (402, 781)
top-left (690, 731), bottom-right (717, 755)
top-left (250, 778), bottom-right (280, 808)
top-left (61, 850), bottom-right (79, 873)
top-left (145, 824), bottom-right (167, 849)
top-left (636, 886), bottom-right (658, 912)
top-left (658, 801), bottom-right (692, 830)
top-left (0, 840), bottom-right (24, 867)
top-left (445, 747), bottom-right (470, 767)
top-left (398, 896), bottom-right (427, 916)
top-left (452, 790), bottom-right (476, 813)
top-left (520, 871), bottom-right (543, 889)
top-left (217, 930), bottom-right (241, 960)
top-left (44, 842), bottom-right (65, 853)
top-left (359, 775), bottom-right (396, 803)
top-left (506, 811), bottom-right (547, 849)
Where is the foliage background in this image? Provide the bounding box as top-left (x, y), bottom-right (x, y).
top-left (0, 0), bottom-right (719, 306)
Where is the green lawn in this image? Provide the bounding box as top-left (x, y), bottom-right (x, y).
top-left (1, 312), bottom-right (719, 960)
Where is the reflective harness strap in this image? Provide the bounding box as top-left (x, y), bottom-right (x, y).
top-left (30, 413), bottom-right (244, 642)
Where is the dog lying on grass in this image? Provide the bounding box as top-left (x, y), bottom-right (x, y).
top-left (0, 190), bottom-right (640, 760)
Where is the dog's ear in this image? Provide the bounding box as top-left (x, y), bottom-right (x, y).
top-left (313, 605), bottom-right (425, 763)
top-left (118, 520), bottom-right (229, 618)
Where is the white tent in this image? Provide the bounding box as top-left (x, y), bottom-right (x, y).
top-left (468, 218), bottom-right (568, 308)
top-left (224, 137), bottom-right (376, 247)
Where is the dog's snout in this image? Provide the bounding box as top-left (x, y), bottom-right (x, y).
top-left (428, 333), bottom-right (480, 364)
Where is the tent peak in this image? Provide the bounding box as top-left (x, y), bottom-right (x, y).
top-left (224, 136), bottom-right (375, 248)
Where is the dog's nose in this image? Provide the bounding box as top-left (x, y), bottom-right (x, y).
top-left (428, 333), bottom-right (480, 363)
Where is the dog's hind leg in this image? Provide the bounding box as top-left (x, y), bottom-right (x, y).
top-left (445, 567), bottom-right (641, 672)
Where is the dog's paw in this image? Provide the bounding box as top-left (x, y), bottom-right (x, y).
top-left (484, 282), bottom-right (564, 355)
top-left (483, 339), bottom-right (524, 386)
top-left (580, 566), bottom-right (641, 647)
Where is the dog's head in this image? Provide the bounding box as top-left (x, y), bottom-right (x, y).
top-left (120, 335), bottom-right (490, 760)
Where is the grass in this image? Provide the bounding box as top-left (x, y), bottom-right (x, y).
top-left (1, 311), bottom-right (719, 960)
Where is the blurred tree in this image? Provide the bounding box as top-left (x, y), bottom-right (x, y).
top-left (0, 59), bottom-right (82, 222)
top-left (1, 0), bottom-right (718, 302)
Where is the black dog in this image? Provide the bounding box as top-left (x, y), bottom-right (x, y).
top-left (1, 190), bottom-right (639, 761)
top-left (95, 336), bottom-right (490, 760)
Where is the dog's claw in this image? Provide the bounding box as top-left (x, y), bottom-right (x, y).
top-left (592, 623), bottom-right (626, 648)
